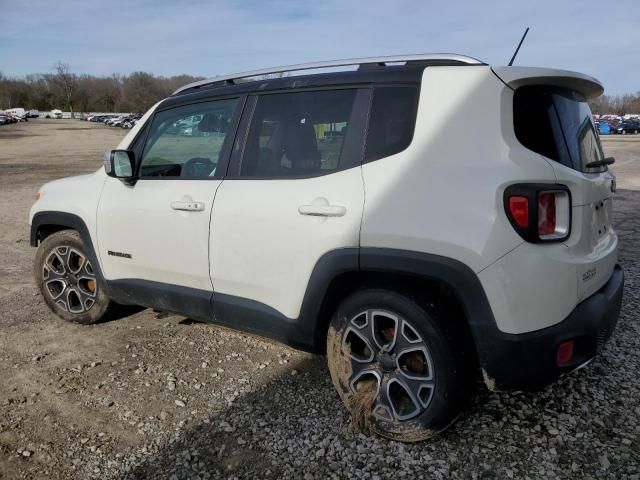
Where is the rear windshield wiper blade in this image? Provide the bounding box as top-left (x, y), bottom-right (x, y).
top-left (585, 157), bottom-right (615, 169)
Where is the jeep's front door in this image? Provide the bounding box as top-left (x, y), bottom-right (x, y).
top-left (97, 97), bottom-right (243, 313)
top-left (209, 89), bottom-right (369, 324)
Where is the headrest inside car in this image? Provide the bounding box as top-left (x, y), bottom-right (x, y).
top-left (197, 112), bottom-right (228, 133)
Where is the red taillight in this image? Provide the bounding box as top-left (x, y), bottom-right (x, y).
top-left (504, 185), bottom-right (570, 243)
top-left (508, 196), bottom-right (529, 227)
top-left (556, 340), bottom-right (574, 365)
top-left (538, 192), bottom-right (556, 236)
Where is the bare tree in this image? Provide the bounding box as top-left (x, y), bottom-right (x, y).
top-left (53, 61), bottom-right (77, 117)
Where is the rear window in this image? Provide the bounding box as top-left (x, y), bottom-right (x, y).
top-left (365, 86), bottom-right (418, 162)
top-left (513, 86), bottom-right (605, 172)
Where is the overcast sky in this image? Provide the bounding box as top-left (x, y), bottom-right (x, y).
top-left (1, 0), bottom-right (638, 95)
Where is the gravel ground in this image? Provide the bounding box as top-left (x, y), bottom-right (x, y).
top-left (0, 122), bottom-right (638, 479)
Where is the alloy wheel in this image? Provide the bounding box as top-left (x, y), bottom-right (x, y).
top-left (42, 246), bottom-right (97, 313)
top-left (342, 309), bottom-right (435, 422)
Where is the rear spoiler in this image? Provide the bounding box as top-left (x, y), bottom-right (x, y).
top-left (492, 66), bottom-right (604, 100)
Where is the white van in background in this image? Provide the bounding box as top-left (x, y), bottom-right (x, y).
top-left (5, 108), bottom-right (27, 120)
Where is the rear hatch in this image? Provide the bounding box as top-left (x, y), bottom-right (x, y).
top-left (496, 67), bottom-right (617, 302)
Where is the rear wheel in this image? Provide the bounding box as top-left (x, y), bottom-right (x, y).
top-left (327, 289), bottom-right (468, 442)
top-left (35, 230), bottom-right (113, 324)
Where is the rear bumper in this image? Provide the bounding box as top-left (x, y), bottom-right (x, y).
top-left (480, 264), bottom-right (624, 391)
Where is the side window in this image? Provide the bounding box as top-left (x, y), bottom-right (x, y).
top-left (139, 98), bottom-right (239, 178)
top-left (365, 86), bottom-right (418, 162)
top-left (240, 90), bottom-right (357, 178)
top-left (513, 87), bottom-right (572, 168)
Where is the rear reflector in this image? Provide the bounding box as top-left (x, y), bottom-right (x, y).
top-left (538, 190), bottom-right (570, 240)
top-left (508, 196), bottom-right (529, 227)
top-left (538, 192), bottom-right (556, 236)
top-left (556, 340), bottom-right (574, 365)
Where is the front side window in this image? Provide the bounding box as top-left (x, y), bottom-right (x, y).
top-left (240, 90), bottom-right (357, 177)
top-left (139, 98), bottom-right (239, 178)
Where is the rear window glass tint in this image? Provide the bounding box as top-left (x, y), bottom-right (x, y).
top-left (514, 86), bottom-right (604, 171)
top-left (552, 91), bottom-right (604, 169)
top-left (365, 86), bottom-right (418, 162)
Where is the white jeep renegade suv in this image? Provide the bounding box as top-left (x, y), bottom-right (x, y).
top-left (29, 54), bottom-right (624, 442)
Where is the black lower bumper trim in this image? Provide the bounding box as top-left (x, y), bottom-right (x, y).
top-left (481, 264), bottom-right (624, 391)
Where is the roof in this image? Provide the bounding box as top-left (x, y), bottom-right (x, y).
top-left (172, 53), bottom-right (485, 95)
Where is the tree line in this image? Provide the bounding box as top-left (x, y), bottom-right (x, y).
top-left (0, 62), bottom-right (203, 114)
top-left (589, 93), bottom-right (640, 116)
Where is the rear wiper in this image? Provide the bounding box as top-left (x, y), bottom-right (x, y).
top-left (585, 157), bottom-right (615, 169)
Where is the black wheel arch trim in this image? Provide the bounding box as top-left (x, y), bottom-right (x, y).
top-left (358, 248), bottom-right (498, 369)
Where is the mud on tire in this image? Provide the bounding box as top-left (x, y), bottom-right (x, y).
top-left (327, 289), bottom-right (468, 442)
top-left (34, 230), bottom-right (113, 324)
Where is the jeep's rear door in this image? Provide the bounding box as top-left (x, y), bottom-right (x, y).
top-left (208, 88), bottom-right (369, 324)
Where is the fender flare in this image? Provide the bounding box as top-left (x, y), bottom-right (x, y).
top-left (30, 211), bottom-right (108, 289)
top-left (358, 248), bottom-right (498, 360)
top-left (358, 248), bottom-right (496, 332)
top-left (299, 247), bottom-right (499, 356)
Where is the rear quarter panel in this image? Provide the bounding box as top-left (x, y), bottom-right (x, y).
top-left (360, 66), bottom-right (557, 273)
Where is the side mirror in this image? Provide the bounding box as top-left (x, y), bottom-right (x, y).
top-left (104, 150), bottom-right (136, 183)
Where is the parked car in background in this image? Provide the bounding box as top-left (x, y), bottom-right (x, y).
top-left (108, 117), bottom-right (124, 127)
top-left (27, 109), bottom-right (40, 118)
top-left (597, 122), bottom-right (612, 135)
top-left (616, 120), bottom-right (640, 134)
top-left (104, 116), bottom-right (123, 126)
top-left (4, 113), bottom-right (25, 122)
top-left (0, 114), bottom-right (17, 125)
top-left (46, 109), bottom-right (63, 119)
top-left (121, 116), bottom-right (141, 129)
top-left (110, 116), bottom-right (138, 128)
top-left (5, 108), bottom-right (27, 120)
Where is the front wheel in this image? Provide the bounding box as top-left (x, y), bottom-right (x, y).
top-left (34, 230), bottom-right (113, 324)
top-left (327, 289), bottom-right (468, 442)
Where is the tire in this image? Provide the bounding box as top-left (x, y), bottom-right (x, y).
top-left (34, 230), bottom-right (113, 324)
top-left (327, 289), bottom-right (468, 442)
